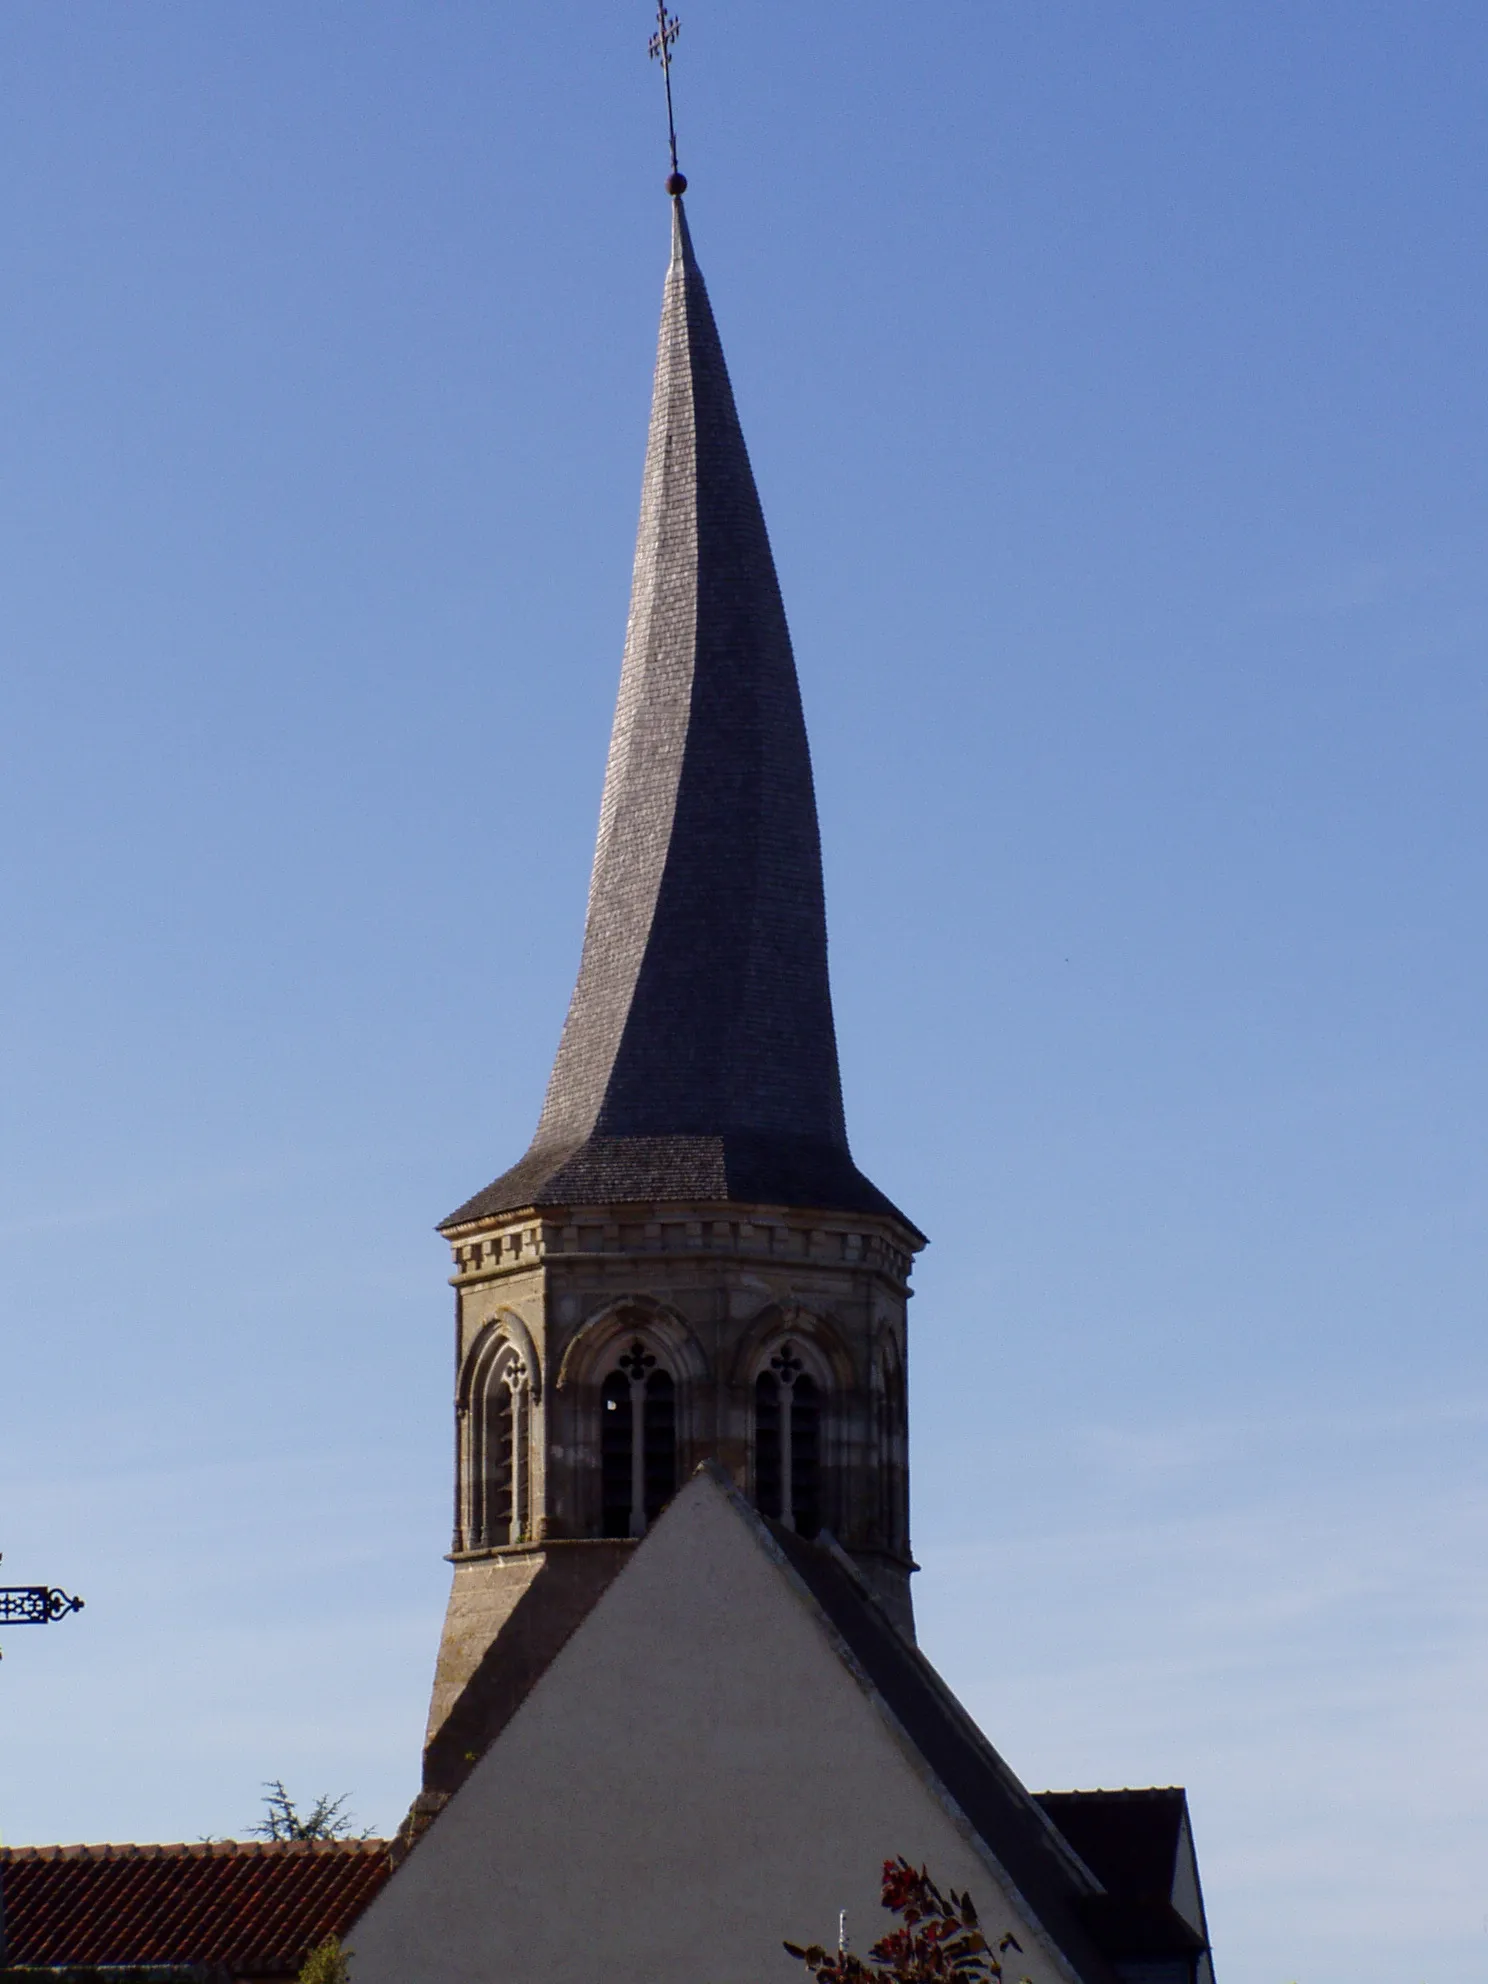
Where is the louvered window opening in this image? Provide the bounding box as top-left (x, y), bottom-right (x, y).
top-left (755, 1345), bottom-right (822, 1537)
top-left (600, 1340), bottom-right (677, 1538)
top-left (471, 1361), bottom-right (530, 1548)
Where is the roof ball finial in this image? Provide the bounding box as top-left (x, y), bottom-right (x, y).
top-left (666, 171), bottom-right (688, 197)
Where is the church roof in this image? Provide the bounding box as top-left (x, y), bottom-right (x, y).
top-left (1035, 1790), bottom-right (1211, 1966)
top-left (0, 1839), bottom-right (390, 1979)
top-left (767, 1522), bottom-right (1120, 1984)
top-left (445, 200), bottom-right (915, 1237)
top-left (347, 1468), bottom-right (1211, 1984)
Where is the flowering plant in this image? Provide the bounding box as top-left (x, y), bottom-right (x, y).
top-left (786, 1857), bottom-right (1030, 1984)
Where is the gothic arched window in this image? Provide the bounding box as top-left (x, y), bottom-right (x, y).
top-left (600, 1338), bottom-right (677, 1538)
top-left (468, 1341), bottom-right (531, 1548)
top-left (753, 1341), bottom-right (823, 1538)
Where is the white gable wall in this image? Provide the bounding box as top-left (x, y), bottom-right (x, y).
top-left (348, 1474), bottom-right (1080, 1984)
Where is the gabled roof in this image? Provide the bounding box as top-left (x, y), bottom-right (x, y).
top-left (445, 199), bottom-right (913, 1236)
top-left (0, 1840), bottom-right (390, 1979)
top-left (349, 1468), bottom-right (1213, 1984)
top-left (1035, 1790), bottom-right (1211, 1964)
top-left (768, 1521), bottom-right (1119, 1984)
top-left (768, 1532), bottom-right (1214, 1979)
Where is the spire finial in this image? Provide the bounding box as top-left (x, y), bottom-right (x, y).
top-left (648, 3), bottom-right (687, 196)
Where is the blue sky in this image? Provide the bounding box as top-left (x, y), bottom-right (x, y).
top-left (2, 6), bottom-right (1485, 1982)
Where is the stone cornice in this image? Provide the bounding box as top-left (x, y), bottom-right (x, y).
top-left (445, 1203), bottom-right (917, 1295)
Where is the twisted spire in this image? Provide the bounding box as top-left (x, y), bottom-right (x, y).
top-left (445, 202), bottom-right (909, 1230)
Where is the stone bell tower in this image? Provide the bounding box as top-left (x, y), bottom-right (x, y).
top-left (419, 193), bottom-right (925, 1814)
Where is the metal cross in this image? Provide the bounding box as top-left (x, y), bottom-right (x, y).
top-left (648, 3), bottom-right (684, 186)
top-left (0, 1551), bottom-right (84, 1662)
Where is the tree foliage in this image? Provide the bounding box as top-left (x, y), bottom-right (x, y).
top-left (249, 1779), bottom-right (369, 1842)
top-left (786, 1858), bottom-right (1033, 1984)
top-left (297, 1936), bottom-right (350, 1984)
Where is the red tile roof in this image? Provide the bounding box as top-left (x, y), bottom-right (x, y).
top-left (0, 1839), bottom-right (391, 1978)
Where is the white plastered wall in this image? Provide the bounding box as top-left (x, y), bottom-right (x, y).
top-left (348, 1471), bottom-right (1079, 1984)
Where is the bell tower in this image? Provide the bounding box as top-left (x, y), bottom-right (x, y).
top-left (417, 192), bottom-right (924, 1819)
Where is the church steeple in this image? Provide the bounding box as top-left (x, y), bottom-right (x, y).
top-left (418, 197), bottom-right (924, 1820)
top-left (446, 197), bottom-right (907, 1232)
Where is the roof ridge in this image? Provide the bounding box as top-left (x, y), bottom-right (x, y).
top-left (0, 1838), bottom-right (390, 1861)
top-left (1037, 1788), bottom-right (1187, 1802)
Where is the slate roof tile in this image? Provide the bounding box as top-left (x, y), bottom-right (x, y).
top-left (1035, 1790), bottom-right (1210, 1962)
top-left (446, 198), bottom-right (912, 1235)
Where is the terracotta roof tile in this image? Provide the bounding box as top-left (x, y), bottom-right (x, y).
top-left (0, 1840), bottom-right (391, 1978)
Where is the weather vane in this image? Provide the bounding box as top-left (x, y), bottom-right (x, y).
top-left (649, 3), bottom-right (686, 195)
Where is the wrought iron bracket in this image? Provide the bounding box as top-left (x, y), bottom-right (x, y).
top-left (0, 1585), bottom-right (85, 1625)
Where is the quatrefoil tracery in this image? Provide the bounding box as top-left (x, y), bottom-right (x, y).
top-left (769, 1342), bottom-right (806, 1387)
top-left (617, 1339), bottom-right (657, 1385)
